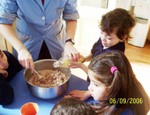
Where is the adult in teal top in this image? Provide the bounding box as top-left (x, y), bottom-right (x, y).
top-left (0, 0), bottom-right (80, 70)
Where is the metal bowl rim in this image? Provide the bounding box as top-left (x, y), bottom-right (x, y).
top-left (23, 59), bottom-right (71, 88)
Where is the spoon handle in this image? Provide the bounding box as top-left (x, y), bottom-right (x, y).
top-left (33, 69), bottom-right (42, 79)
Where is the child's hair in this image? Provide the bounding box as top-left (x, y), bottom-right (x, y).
top-left (50, 98), bottom-right (97, 115)
top-left (88, 51), bottom-right (150, 115)
top-left (100, 8), bottom-right (135, 40)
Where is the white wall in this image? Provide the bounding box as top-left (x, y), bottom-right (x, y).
top-left (80, 0), bottom-right (109, 8)
top-left (0, 22), bottom-right (15, 52)
top-left (0, 35), bottom-right (12, 52)
top-left (75, 1), bottom-right (109, 55)
top-left (0, 35), bottom-right (7, 50)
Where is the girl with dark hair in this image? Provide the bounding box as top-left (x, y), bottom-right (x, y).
top-left (69, 51), bottom-right (150, 115)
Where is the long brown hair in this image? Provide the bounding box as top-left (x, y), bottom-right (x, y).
top-left (88, 51), bottom-right (150, 115)
top-left (100, 8), bottom-right (135, 40)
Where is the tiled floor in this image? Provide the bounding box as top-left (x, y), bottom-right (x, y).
top-left (71, 41), bottom-right (150, 97)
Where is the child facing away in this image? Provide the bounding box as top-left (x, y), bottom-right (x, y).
top-left (68, 51), bottom-right (150, 115)
top-left (50, 97), bottom-right (97, 115)
top-left (0, 50), bottom-right (22, 105)
top-left (70, 8), bottom-right (135, 74)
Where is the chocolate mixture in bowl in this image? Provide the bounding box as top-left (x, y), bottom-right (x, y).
top-left (29, 69), bottom-right (69, 88)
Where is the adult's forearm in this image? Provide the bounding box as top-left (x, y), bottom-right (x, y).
top-left (0, 24), bottom-right (26, 52)
top-left (65, 20), bottom-right (77, 40)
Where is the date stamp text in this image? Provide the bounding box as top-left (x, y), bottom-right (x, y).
top-left (109, 98), bottom-right (143, 105)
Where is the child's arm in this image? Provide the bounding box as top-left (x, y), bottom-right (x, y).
top-left (70, 62), bottom-right (88, 74)
top-left (65, 90), bottom-right (91, 101)
top-left (84, 54), bottom-right (93, 62)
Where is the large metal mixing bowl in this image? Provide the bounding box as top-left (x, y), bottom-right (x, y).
top-left (24, 59), bottom-right (71, 99)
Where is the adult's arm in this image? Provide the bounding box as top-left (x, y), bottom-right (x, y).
top-left (62, 0), bottom-right (80, 61)
top-left (0, 0), bottom-right (34, 70)
top-left (0, 24), bottom-right (34, 70)
top-left (64, 20), bottom-right (80, 61)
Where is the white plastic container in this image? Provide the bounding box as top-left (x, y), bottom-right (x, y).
top-left (128, 17), bottom-right (150, 47)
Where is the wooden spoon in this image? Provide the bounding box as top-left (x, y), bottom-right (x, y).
top-left (33, 69), bottom-right (43, 79)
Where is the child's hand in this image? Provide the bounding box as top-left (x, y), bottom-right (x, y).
top-left (65, 90), bottom-right (91, 101)
top-left (69, 54), bottom-right (85, 68)
top-left (69, 61), bottom-right (83, 68)
top-left (0, 70), bottom-right (8, 78)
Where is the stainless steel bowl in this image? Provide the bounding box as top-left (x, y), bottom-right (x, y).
top-left (24, 59), bottom-right (71, 99)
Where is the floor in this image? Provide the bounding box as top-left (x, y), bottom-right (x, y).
top-left (125, 41), bottom-right (150, 96)
top-left (71, 41), bottom-right (150, 97)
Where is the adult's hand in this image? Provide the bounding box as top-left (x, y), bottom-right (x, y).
top-left (0, 24), bottom-right (34, 70)
top-left (18, 49), bottom-right (34, 70)
top-left (64, 42), bottom-right (80, 62)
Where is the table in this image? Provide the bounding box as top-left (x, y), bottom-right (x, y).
top-left (0, 69), bottom-right (93, 115)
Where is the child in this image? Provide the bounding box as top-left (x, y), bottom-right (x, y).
top-left (68, 51), bottom-right (150, 115)
top-left (50, 97), bottom-right (97, 115)
top-left (0, 50), bottom-right (22, 105)
top-left (70, 8), bottom-right (135, 74)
